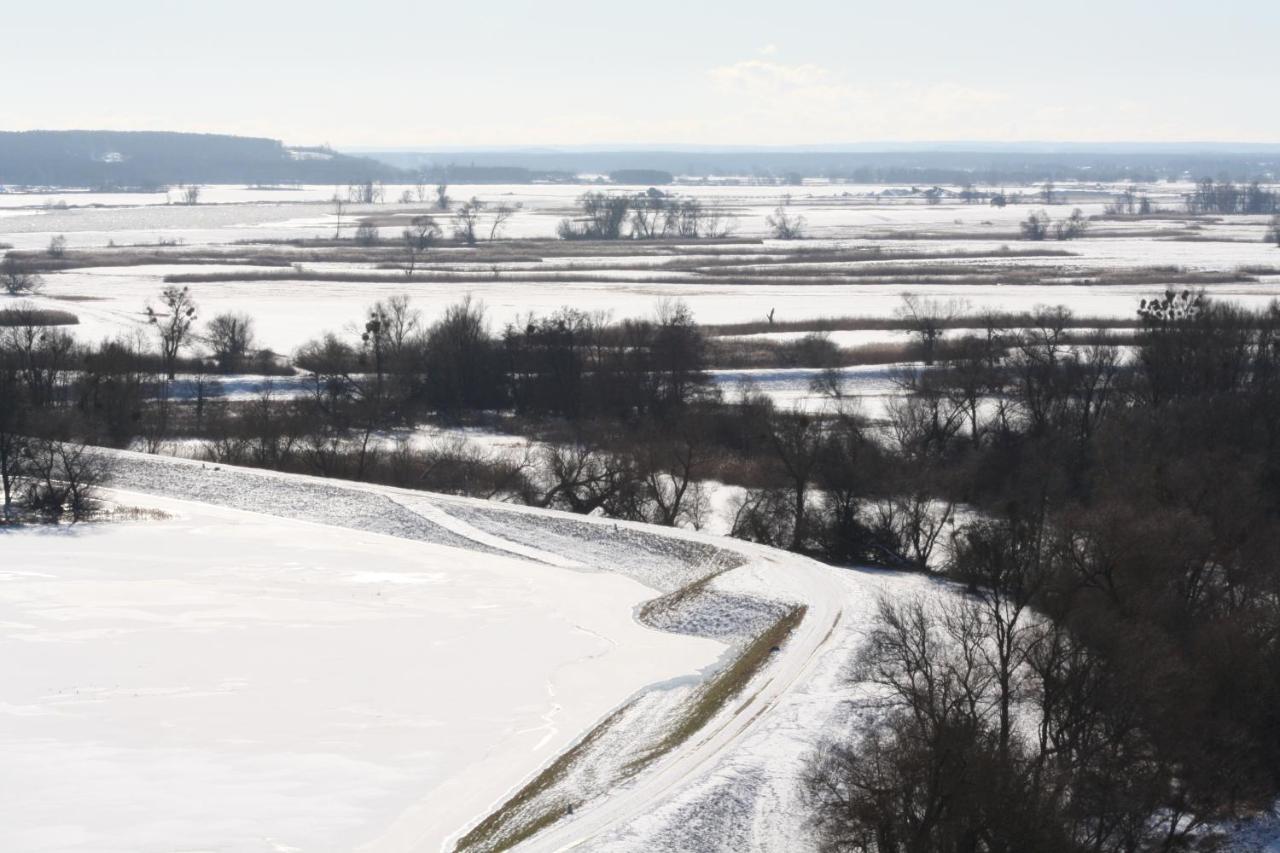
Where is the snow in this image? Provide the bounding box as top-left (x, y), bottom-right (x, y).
top-left (711, 364), bottom-right (909, 416)
top-left (0, 449), bottom-right (926, 852)
top-left (0, 485), bottom-right (722, 853)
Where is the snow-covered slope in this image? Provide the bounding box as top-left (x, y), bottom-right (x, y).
top-left (0, 450), bottom-right (937, 852)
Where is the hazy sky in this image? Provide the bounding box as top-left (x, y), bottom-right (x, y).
top-left (4, 0), bottom-right (1276, 148)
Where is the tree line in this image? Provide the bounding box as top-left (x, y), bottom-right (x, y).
top-left (802, 292), bottom-right (1280, 851)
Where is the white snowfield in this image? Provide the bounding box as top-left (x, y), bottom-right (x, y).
top-left (0, 450), bottom-right (938, 853)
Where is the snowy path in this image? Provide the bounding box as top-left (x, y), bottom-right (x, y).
top-left (519, 548), bottom-right (849, 852)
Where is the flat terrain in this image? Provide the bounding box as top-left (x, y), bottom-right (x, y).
top-left (6, 179), bottom-right (1277, 416)
top-left (6, 182), bottom-right (1278, 352)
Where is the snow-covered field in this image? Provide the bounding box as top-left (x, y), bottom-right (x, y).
top-left (7, 181), bottom-right (1279, 358)
top-left (0, 483), bottom-right (728, 853)
top-left (0, 451), bottom-right (931, 852)
top-left (0, 484), bottom-right (721, 849)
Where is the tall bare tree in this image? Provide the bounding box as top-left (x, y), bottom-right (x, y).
top-left (896, 293), bottom-right (969, 366)
top-left (402, 215), bottom-right (441, 275)
top-left (147, 286), bottom-right (198, 380)
top-left (488, 204), bottom-right (515, 240)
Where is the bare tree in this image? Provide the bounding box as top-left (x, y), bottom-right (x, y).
top-left (0, 370), bottom-right (29, 518)
top-left (766, 408), bottom-right (824, 550)
top-left (181, 184), bottom-right (201, 205)
top-left (1269, 214), bottom-right (1280, 248)
top-left (47, 235), bottom-right (67, 258)
top-left (402, 215), bottom-right (441, 275)
top-left (896, 293), bottom-right (968, 366)
top-left (2, 255), bottom-right (43, 295)
top-left (1020, 210), bottom-right (1051, 240)
top-left (1053, 207), bottom-right (1089, 240)
top-left (23, 440), bottom-right (108, 522)
top-left (630, 191), bottom-right (670, 239)
top-left (488, 203), bottom-right (515, 240)
top-left (871, 492), bottom-right (955, 571)
top-left (638, 426), bottom-right (710, 528)
top-left (766, 204), bottom-right (806, 239)
top-left (557, 193), bottom-right (631, 240)
top-left (332, 196), bottom-right (346, 238)
top-left (435, 183), bottom-right (450, 211)
top-left (354, 221), bottom-right (380, 246)
top-left (348, 181), bottom-right (383, 204)
top-left (206, 312), bottom-right (255, 373)
top-left (147, 285), bottom-right (198, 380)
top-left (452, 198), bottom-right (485, 244)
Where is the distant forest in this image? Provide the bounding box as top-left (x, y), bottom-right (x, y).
top-left (0, 131), bottom-right (397, 188)
top-left (370, 147), bottom-right (1280, 185)
top-left (3, 131), bottom-right (1279, 188)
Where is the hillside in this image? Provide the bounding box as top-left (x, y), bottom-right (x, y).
top-left (0, 130), bottom-right (401, 187)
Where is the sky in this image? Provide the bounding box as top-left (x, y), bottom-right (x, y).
top-left (3, 0), bottom-right (1276, 149)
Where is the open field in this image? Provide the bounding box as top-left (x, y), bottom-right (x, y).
top-left (5, 182), bottom-right (1279, 362)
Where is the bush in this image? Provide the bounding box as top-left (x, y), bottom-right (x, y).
top-left (354, 221), bottom-right (380, 246)
top-left (2, 254), bottom-right (43, 295)
top-left (20, 440), bottom-right (107, 522)
top-left (1020, 210), bottom-right (1050, 240)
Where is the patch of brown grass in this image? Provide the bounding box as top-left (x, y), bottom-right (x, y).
top-left (626, 605), bottom-right (807, 774)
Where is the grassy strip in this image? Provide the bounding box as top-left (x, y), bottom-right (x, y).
top-left (453, 599), bottom-right (806, 852)
top-left (0, 307), bottom-right (78, 327)
top-left (452, 702), bottom-right (634, 853)
top-left (161, 261), bottom-right (1267, 288)
top-left (9, 251), bottom-right (295, 273)
top-left (626, 604), bottom-right (808, 775)
top-left (648, 246), bottom-right (1075, 269)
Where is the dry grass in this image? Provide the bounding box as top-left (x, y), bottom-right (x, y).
top-left (451, 702), bottom-right (635, 853)
top-left (92, 505), bottom-right (175, 522)
top-left (160, 256), bottom-right (1263, 289)
top-left (626, 605), bottom-right (807, 774)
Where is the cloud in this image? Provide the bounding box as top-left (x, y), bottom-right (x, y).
top-left (709, 59), bottom-right (830, 89)
top-left (704, 58), bottom-right (1024, 141)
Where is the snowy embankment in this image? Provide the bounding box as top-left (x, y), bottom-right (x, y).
top-left (0, 450), bottom-right (938, 852)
